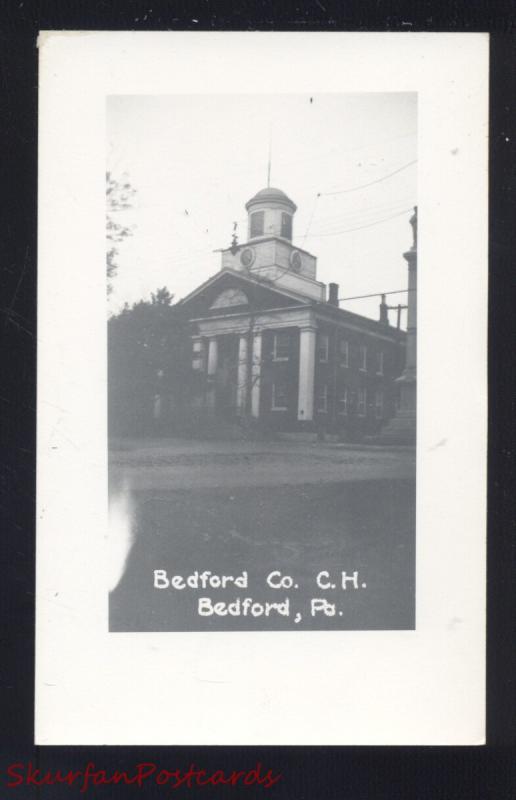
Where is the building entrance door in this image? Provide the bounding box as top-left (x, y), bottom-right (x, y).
top-left (215, 335), bottom-right (239, 419)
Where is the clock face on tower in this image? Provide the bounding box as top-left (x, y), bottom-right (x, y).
top-left (290, 250), bottom-right (302, 272)
top-left (240, 247), bottom-right (255, 267)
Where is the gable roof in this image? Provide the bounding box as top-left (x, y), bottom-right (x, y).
top-left (176, 268), bottom-right (313, 309)
top-left (176, 268), bottom-right (405, 343)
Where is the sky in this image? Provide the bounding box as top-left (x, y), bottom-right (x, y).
top-left (107, 93), bottom-right (416, 323)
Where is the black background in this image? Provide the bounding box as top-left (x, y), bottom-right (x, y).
top-left (1, 2), bottom-right (515, 797)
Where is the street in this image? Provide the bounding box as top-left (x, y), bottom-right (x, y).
top-left (109, 439), bottom-right (415, 631)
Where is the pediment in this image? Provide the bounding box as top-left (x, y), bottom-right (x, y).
top-left (177, 269), bottom-right (311, 320)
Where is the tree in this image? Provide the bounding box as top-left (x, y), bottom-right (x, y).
top-left (108, 288), bottom-right (190, 437)
top-left (151, 286), bottom-right (174, 306)
top-left (106, 171), bottom-right (137, 295)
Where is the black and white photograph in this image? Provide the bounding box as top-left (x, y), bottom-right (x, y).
top-left (2, 0), bottom-right (514, 790)
top-left (36, 32), bottom-right (488, 745)
top-left (107, 93), bottom-right (417, 632)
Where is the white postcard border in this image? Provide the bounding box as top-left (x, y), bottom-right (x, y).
top-left (37, 32), bottom-right (488, 745)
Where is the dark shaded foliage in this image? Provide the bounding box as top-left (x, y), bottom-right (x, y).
top-left (108, 290), bottom-right (192, 437)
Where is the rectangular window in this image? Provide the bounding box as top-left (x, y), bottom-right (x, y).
top-left (375, 391), bottom-right (384, 419)
top-left (338, 387), bottom-right (348, 415)
top-left (357, 388), bottom-right (367, 416)
top-left (272, 332), bottom-right (290, 361)
top-left (376, 351), bottom-right (384, 375)
top-left (271, 381), bottom-right (288, 411)
top-left (281, 212), bottom-right (292, 239)
top-left (250, 211), bottom-right (264, 238)
top-left (317, 334), bottom-right (329, 363)
top-left (359, 344), bottom-right (367, 372)
top-left (316, 384), bottom-right (328, 413)
top-left (192, 339), bottom-right (203, 371)
top-left (339, 339), bottom-right (349, 367)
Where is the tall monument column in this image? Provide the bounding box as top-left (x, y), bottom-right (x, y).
top-left (376, 207), bottom-right (417, 444)
top-left (397, 206), bottom-right (417, 417)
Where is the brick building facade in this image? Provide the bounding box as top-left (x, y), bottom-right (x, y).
top-left (176, 186), bottom-right (407, 438)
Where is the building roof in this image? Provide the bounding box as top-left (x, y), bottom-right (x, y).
top-left (245, 187), bottom-right (297, 212)
top-left (177, 268), bottom-right (406, 342)
top-left (312, 299), bottom-right (406, 340)
top-left (176, 267), bottom-right (312, 308)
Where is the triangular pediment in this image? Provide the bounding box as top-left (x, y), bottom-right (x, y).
top-left (177, 268), bottom-right (311, 319)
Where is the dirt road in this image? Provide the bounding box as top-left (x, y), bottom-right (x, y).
top-left (109, 439), bottom-right (416, 632)
top-left (109, 438), bottom-right (415, 490)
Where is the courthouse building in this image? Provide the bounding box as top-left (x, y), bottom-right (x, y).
top-left (176, 186), bottom-right (407, 436)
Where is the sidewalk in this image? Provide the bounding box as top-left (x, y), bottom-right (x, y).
top-left (109, 437), bottom-right (416, 490)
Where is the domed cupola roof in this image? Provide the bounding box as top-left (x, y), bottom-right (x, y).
top-left (245, 187), bottom-right (297, 213)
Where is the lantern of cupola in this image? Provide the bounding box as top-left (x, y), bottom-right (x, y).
top-left (245, 186), bottom-right (297, 242)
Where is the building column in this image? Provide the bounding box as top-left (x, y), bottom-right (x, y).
top-left (297, 326), bottom-right (317, 422)
top-left (236, 334), bottom-right (248, 415)
top-left (207, 337), bottom-right (218, 376)
top-left (205, 336), bottom-right (218, 408)
top-left (251, 332), bottom-right (262, 418)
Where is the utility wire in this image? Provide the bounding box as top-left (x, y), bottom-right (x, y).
top-left (308, 199), bottom-right (415, 235)
top-left (340, 288), bottom-right (414, 301)
top-left (237, 193), bottom-right (412, 231)
top-left (300, 193), bottom-right (413, 243)
top-left (303, 207), bottom-right (414, 238)
top-left (300, 193), bottom-right (319, 246)
top-left (318, 159), bottom-right (417, 197)
top-left (306, 193), bottom-right (416, 224)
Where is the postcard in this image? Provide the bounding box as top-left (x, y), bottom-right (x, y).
top-left (37, 31), bottom-right (488, 744)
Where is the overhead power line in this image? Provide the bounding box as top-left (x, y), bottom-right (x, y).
top-left (307, 192), bottom-right (415, 224)
top-left (303, 206), bottom-right (414, 238)
top-left (318, 159), bottom-right (417, 197)
top-left (300, 194), bottom-right (320, 246)
top-left (308, 200), bottom-right (415, 236)
top-left (340, 288), bottom-right (414, 301)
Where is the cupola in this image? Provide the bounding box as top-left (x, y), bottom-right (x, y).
top-left (219, 186), bottom-right (324, 302)
top-left (245, 187), bottom-right (297, 242)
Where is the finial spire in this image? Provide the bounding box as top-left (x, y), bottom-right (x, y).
top-left (410, 205), bottom-right (417, 249)
top-left (267, 126), bottom-right (272, 188)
